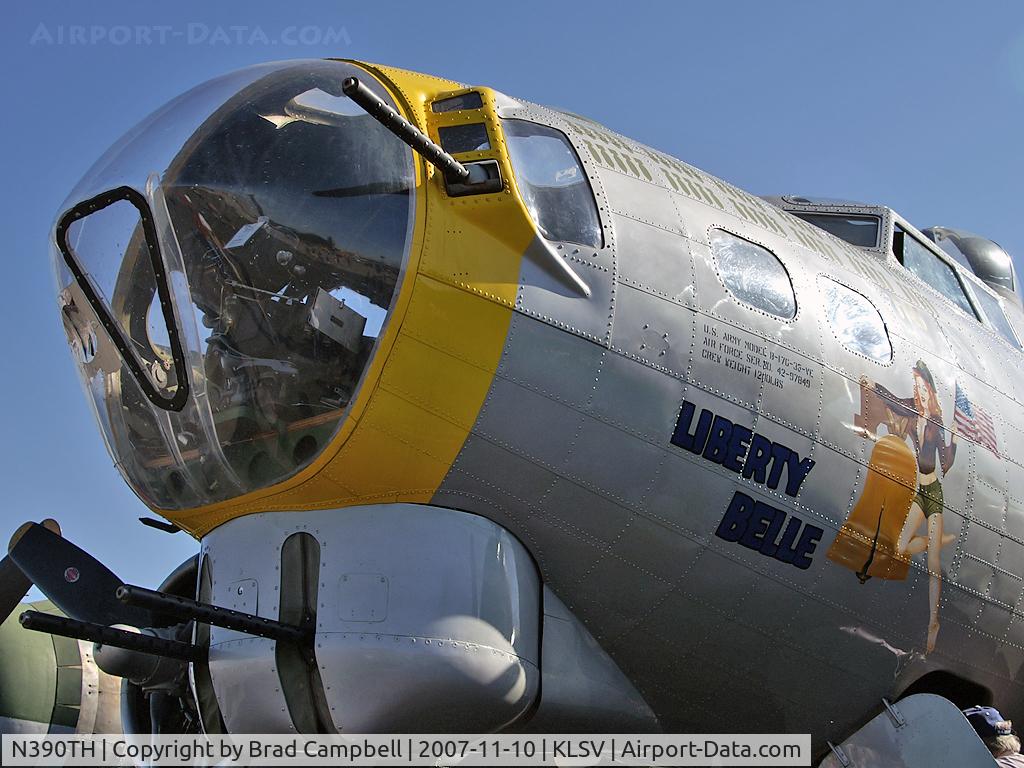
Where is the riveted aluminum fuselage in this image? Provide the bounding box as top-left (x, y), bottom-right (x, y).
top-left (67, 60), bottom-right (1024, 744)
top-left (425, 99), bottom-right (1024, 739)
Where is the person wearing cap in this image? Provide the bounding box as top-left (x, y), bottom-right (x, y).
top-left (964, 706), bottom-right (1024, 766)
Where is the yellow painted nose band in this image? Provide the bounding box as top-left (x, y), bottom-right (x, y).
top-left (168, 62), bottom-right (536, 537)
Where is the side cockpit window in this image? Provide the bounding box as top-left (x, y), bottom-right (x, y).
top-left (972, 285), bottom-right (1021, 349)
top-left (710, 229), bottom-right (796, 319)
top-left (503, 120), bottom-right (602, 248)
top-left (894, 225), bottom-right (977, 318)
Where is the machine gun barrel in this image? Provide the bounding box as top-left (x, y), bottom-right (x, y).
top-left (19, 610), bottom-right (203, 662)
top-left (341, 76), bottom-right (470, 182)
top-left (116, 584), bottom-right (309, 643)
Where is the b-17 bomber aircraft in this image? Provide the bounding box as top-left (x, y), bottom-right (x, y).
top-left (3, 58), bottom-right (1023, 761)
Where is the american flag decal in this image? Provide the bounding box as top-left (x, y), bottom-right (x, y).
top-left (954, 382), bottom-right (999, 457)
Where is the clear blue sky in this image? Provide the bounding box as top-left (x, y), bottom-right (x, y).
top-left (2, 1), bottom-right (1023, 599)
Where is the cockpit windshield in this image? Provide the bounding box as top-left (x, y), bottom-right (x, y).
top-left (52, 60), bottom-right (415, 511)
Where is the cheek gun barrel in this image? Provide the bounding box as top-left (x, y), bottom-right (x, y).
top-left (116, 583), bottom-right (310, 643)
top-left (341, 76), bottom-right (471, 183)
top-left (18, 610), bottom-right (203, 663)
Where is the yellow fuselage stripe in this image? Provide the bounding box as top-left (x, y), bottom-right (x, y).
top-left (169, 62), bottom-right (534, 537)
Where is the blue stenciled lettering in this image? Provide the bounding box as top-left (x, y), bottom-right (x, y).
top-left (766, 443), bottom-right (791, 491)
top-left (703, 416), bottom-right (733, 464)
top-left (671, 401), bottom-right (815, 497)
top-left (759, 505), bottom-right (785, 557)
top-left (741, 434), bottom-right (772, 484)
top-left (722, 424), bottom-right (752, 473)
top-left (784, 453), bottom-right (816, 497)
top-left (715, 491), bottom-right (753, 542)
top-left (671, 400), bottom-right (713, 453)
top-left (715, 491), bottom-right (824, 570)
top-left (792, 524), bottom-right (823, 569)
top-left (738, 500), bottom-right (775, 550)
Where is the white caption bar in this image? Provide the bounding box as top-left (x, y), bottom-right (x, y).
top-left (1, 733), bottom-right (810, 766)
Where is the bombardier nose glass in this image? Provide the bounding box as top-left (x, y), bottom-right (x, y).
top-left (51, 61), bottom-right (415, 511)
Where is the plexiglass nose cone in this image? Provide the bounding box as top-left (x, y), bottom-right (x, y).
top-left (51, 60), bottom-right (415, 511)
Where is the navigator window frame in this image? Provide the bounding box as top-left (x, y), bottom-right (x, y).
top-left (55, 185), bottom-right (191, 412)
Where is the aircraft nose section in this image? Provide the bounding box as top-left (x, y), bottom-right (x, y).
top-left (50, 60), bottom-right (417, 517)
